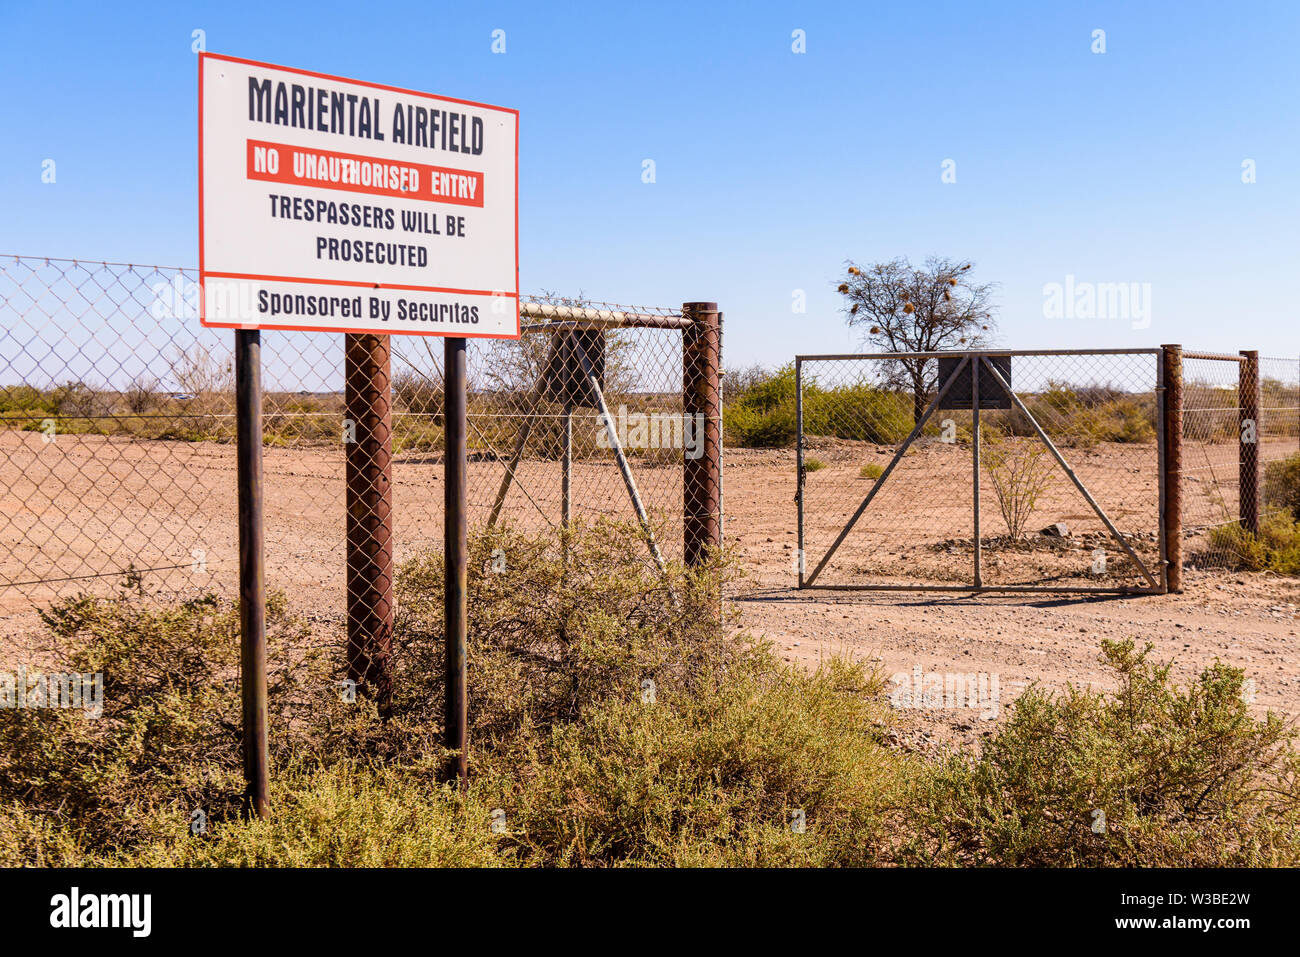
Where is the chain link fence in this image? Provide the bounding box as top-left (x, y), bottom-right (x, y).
top-left (1181, 351), bottom-right (1300, 569)
top-left (794, 347), bottom-right (1300, 591)
top-left (3, 251), bottom-right (1292, 627)
top-left (0, 254), bottom-right (721, 647)
top-left (795, 350), bottom-right (1165, 591)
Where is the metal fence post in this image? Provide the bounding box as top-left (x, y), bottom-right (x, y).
top-left (1240, 349), bottom-right (1261, 536)
top-left (682, 302), bottom-right (722, 567)
top-left (235, 329), bottom-right (269, 819)
top-left (344, 333), bottom-right (395, 713)
top-left (971, 355), bottom-right (982, 588)
top-left (1161, 344), bottom-right (1184, 593)
top-left (795, 357), bottom-right (805, 587)
top-left (444, 336), bottom-right (469, 790)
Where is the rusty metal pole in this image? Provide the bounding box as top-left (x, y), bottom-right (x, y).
top-left (795, 358), bottom-right (805, 586)
top-left (1161, 344), bottom-right (1184, 593)
top-left (1240, 350), bottom-right (1261, 537)
top-left (344, 333), bottom-right (394, 713)
top-left (235, 329), bottom-right (269, 819)
top-left (683, 302), bottom-right (722, 568)
top-left (971, 357), bottom-right (982, 588)
top-left (562, 330), bottom-right (573, 535)
top-left (443, 335), bottom-right (469, 789)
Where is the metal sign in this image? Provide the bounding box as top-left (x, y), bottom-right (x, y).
top-left (540, 330), bottom-right (605, 408)
top-left (938, 354), bottom-right (1012, 409)
top-left (199, 53), bottom-right (519, 338)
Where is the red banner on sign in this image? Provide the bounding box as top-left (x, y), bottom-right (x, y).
top-left (245, 138), bottom-right (485, 207)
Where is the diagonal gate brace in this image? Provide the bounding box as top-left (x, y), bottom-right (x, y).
top-left (572, 343), bottom-right (672, 580)
top-left (978, 357), bottom-right (1158, 589)
top-left (804, 355), bottom-right (970, 586)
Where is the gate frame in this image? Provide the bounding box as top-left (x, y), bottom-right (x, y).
top-left (795, 348), bottom-right (1169, 596)
top-left (487, 300), bottom-right (723, 571)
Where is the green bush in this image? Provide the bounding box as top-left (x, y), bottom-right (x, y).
top-left (723, 398), bottom-right (798, 447)
top-left (4, 524), bottom-right (1298, 868)
top-left (483, 657), bottom-right (900, 866)
top-left (723, 365), bottom-right (912, 448)
top-left (0, 384), bottom-right (59, 416)
top-left (804, 383), bottom-right (913, 444)
top-left (723, 365), bottom-right (799, 447)
top-left (1006, 382), bottom-right (1156, 448)
top-left (900, 639), bottom-right (1300, 866)
top-left (1207, 512), bottom-right (1300, 574)
top-left (1265, 452), bottom-right (1300, 521)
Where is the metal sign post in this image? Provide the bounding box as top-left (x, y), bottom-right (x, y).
top-left (443, 336), bottom-right (468, 789)
top-left (234, 329), bottom-right (269, 819)
top-left (201, 51), bottom-right (518, 809)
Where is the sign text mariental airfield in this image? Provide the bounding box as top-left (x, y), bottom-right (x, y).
top-left (199, 53), bottom-right (519, 338)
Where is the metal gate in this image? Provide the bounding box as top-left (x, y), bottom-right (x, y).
top-left (795, 350), bottom-right (1166, 594)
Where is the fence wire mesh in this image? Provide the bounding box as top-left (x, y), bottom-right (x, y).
top-left (1182, 352), bottom-right (1300, 570)
top-left (0, 255), bottom-right (716, 648)
top-left (796, 351), bottom-right (1163, 591)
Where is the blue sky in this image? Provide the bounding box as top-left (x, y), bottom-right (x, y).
top-left (2, 0), bottom-right (1297, 365)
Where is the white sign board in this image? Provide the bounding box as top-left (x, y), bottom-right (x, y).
top-left (199, 53), bottom-right (518, 338)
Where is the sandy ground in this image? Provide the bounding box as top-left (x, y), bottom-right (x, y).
top-left (2, 432), bottom-right (1298, 753)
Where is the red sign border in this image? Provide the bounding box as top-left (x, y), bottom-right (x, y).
top-left (198, 51), bottom-right (520, 340)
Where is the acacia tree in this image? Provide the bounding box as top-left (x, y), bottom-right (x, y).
top-left (836, 256), bottom-right (997, 424)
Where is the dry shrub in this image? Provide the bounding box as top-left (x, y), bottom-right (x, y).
top-left (900, 639), bottom-right (1300, 866)
top-left (393, 367), bottom-right (442, 416)
top-left (5, 525), bottom-right (1299, 867)
top-left (1265, 452), bottom-right (1300, 521)
top-left (982, 430), bottom-right (1056, 538)
top-left (0, 592), bottom-right (328, 854)
top-left (169, 345), bottom-right (233, 397)
top-left (1206, 512), bottom-right (1300, 574)
top-left (390, 518), bottom-right (750, 746)
top-left (123, 374), bottom-right (159, 415)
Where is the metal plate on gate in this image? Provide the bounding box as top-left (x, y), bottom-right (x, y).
top-left (540, 330), bottom-right (605, 408)
top-left (938, 354), bottom-right (1013, 410)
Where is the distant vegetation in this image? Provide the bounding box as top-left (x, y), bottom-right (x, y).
top-left (0, 338), bottom-right (683, 461)
top-left (722, 365), bottom-right (1160, 449)
top-left (0, 367), bottom-right (1288, 460)
top-left (723, 365), bottom-right (912, 448)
